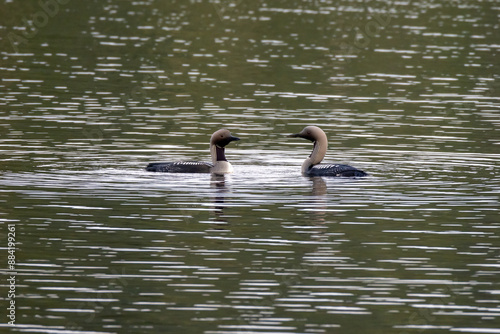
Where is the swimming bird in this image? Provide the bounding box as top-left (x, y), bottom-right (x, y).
top-left (289, 126), bottom-right (367, 177)
top-left (146, 129), bottom-right (240, 173)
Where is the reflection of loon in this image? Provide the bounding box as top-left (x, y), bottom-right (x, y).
top-left (211, 173), bottom-right (229, 220)
top-left (146, 129), bottom-right (240, 173)
top-left (290, 126), bottom-right (368, 177)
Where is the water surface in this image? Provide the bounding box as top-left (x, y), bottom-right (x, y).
top-left (1, 0), bottom-right (499, 333)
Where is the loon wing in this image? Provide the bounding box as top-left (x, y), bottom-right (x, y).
top-left (146, 161), bottom-right (213, 173)
top-left (308, 164), bottom-right (368, 177)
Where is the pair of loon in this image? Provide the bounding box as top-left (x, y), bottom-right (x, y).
top-left (146, 126), bottom-right (367, 177)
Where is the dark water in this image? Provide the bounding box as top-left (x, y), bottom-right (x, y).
top-left (1, 0), bottom-right (499, 333)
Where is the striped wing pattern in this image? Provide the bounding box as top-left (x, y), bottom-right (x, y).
top-left (145, 161), bottom-right (213, 173)
top-left (307, 164), bottom-right (368, 177)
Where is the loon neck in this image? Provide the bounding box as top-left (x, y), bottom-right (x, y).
top-left (210, 144), bottom-right (228, 164)
top-left (309, 139), bottom-right (327, 165)
top-left (209, 144), bottom-right (233, 173)
top-left (301, 157), bottom-right (313, 174)
top-left (301, 138), bottom-right (327, 173)
top-left (216, 146), bottom-right (227, 161)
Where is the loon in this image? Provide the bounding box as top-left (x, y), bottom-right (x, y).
top-left (290, 126), bottom-right (368, 177)
top-left (146, 129), bottom-right (240, 173)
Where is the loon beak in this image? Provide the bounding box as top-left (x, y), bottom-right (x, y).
top-left (288, 132), bottom-right (315, 142)
top-left (230, 136), bottom-right (240, 142)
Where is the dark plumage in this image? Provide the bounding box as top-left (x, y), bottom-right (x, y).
top-left (306, 164), bottom-right (368, 177)
top-left (145, 161), bottom-right (213, 173)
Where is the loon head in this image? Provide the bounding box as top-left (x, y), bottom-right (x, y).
top-left (289, 126), bottom-right (327, 143)
top-left (289, 125), bottom-right (328, 167)
top-left (210, 129), bottom-right (240, 148)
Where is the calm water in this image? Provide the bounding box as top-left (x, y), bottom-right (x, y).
top-left (1, 0), bottom-right (499, 333)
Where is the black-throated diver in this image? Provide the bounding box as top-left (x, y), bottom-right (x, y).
top-left (146, 129), bottom-right (240, 173)
top-left (290, 126), bottom-right (367, 177)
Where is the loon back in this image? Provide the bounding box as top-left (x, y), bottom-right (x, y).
top-left (146, 161), bottom-right (213, 173)
top-left (306, 164), bottom-right (368, 177)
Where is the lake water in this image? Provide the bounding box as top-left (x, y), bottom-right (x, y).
top-left (1, 0), bottom-right (499, 333)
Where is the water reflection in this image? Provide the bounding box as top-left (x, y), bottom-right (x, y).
top-left (2, 162), bottom-right (500, 333)
top-left (211, 173), bottom-right (230, 222)
top-left (306, 176), bottom-right (328, 226)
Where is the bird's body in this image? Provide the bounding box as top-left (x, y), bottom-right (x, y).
top-left (290, 126), bottom-right (367, 177)
top-left (146, 129), bottom-right (239, 174)
top-left (305, 164), bottom-right (368, 177)
top-left (145, 161), bottom-right (213, 173)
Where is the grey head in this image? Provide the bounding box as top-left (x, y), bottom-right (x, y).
top-left (210, 129), bottom-right (240, 148)
top-left (289, 125), bottom-right (327, 143)
top-left (289, 125), bottom-right (328, 167)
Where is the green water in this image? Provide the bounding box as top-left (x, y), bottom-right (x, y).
top-left (1, 0), bottom-right (499, 333)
